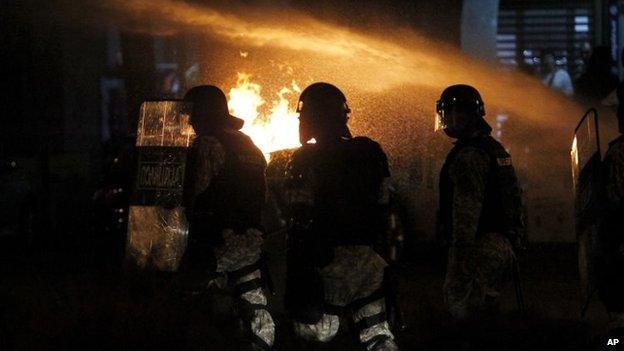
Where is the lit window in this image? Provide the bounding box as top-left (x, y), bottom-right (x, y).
top-left (574, 16), bottom-right (589, 24)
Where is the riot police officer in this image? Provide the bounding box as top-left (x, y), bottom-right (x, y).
top-left (284, 83), bottom-right (399, 351)
top-left (598, 83), bottom-right (624, 337)
top-left (435, 84), bottom-right (524, 319)
top-left (181, 85), bottom-right (275, 350)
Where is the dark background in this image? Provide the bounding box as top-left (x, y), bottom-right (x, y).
top-left (1, 1), bottom-right (622, 350)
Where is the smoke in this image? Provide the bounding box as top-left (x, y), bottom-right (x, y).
top-left (52, 0), bottom-right (594, 241)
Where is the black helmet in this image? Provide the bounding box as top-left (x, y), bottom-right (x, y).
top-left (296, 82), bottom-right (351, 143)
top-left (297, 82), bottom-right (351, 116)
top-left (435, 84), bottom-right (489, 138)
top-left (183, 85), bottom-right (244, 132)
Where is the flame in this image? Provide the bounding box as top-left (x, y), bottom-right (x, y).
top-left (227, 73), bottom-right (301, 160)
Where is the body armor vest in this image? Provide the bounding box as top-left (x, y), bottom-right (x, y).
top-left (288, 137), bottom-right (390, 247)
top-left (189, 130), bottom-right (267, 233)
top-left (438, 135), bottom-right (523, 243)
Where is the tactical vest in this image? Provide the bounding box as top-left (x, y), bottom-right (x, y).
top-left (288, 137), bottom-right (390, 247)
top-left (438, 135), bottom-right (523, 244)
top-left (190, 130), bottom-right (267, 233)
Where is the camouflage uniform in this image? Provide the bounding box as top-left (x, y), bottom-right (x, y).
top-left (438, 134), bottom-right (522, 319)
top-left (182, 133), bottom-right (275, 349)
top-left (599, 135), bottom-right (624, 330)
top-left (285, 139), bottom-right (399, 351)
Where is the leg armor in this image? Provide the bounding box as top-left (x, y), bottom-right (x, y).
top-left (228, 261), bottom-right (275, 350)
top-left (351, 291), bottom-right (399, 351)
top-left (292, 314), bottom-right (340, 343)
top-left (212, 228), bottom-right (275, 349)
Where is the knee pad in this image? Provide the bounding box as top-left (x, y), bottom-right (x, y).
top-left (234, 295), bottom-right (274, 350)
top-left (293, 314), bottom-right (340, 343)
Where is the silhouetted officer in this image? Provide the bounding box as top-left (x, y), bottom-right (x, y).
top-left (284, 83), bottom-right (399, 351)
top-left (182, 85), bottom-right (274, 350)
top-left (436, 84), bottom-right (524, 319)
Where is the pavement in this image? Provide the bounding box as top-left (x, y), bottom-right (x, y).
top-left (0, 235), bottom-right (618, 351)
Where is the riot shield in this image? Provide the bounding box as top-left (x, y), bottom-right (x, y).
top-left (126, 100), bottom-right (195, 271)
top-left (570, 108), bottom-right (602, 314)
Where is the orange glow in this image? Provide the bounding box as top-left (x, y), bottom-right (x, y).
top-left (227, 73), bottom-right (301, 160)
top-left (98, 0), bottom-right (584, 132)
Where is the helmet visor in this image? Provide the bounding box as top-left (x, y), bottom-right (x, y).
top-left (434, 109), bottom-right (446, 132)
top-left (435, 99), bottom-right (483, 132)
top-left (435, 99), bottom-right (456, 131)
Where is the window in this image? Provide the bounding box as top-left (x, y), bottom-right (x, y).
top-left (497, 1), bottom-right (595, 78)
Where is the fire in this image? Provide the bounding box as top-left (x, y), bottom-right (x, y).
top-left (227, 73), bottom-right (302, 160)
